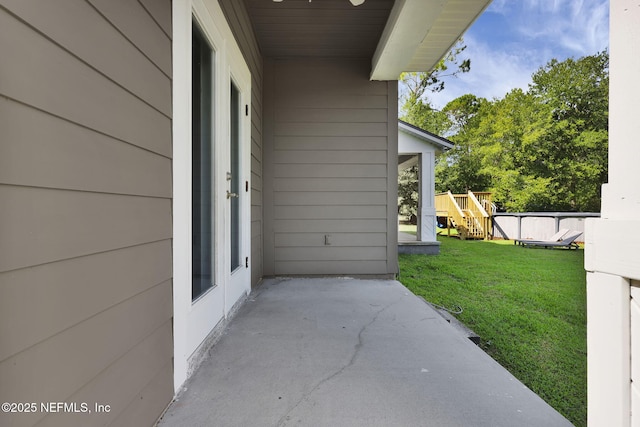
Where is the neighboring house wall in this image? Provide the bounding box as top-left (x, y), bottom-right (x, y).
top-left (263, 58), bottom-right (398, 276)
top-left (0, 1), bottom-right (173, 426)
top-left (219, 0), bottom-right (264, 287)
top-left (398, 129), bottom-right (439, 243)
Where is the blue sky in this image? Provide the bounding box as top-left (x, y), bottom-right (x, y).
top-left (427, 0), bottom-right (610, 109)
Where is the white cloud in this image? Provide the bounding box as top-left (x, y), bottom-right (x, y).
top-left (494, 0), bottom-right (609, 56)
top-left (424, 0), bottom-right (609, 110)
top-left (427, 37), bottom-right (534, 109)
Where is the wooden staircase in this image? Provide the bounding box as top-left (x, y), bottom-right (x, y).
top-left (435, 191), bottom-right (493, 240)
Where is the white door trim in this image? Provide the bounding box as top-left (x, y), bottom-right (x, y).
top-left (172, 0), bottom-right (251, 392)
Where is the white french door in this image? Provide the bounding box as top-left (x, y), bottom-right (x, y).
top-left (172, 0), bottom-right (251, 391)
top-left (226, 78), bottom-right (251, 308)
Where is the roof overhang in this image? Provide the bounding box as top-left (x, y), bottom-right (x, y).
top-left (399, 120), bottom-right (454, 150)
top-left (371, 0), bottom-right (491, 80)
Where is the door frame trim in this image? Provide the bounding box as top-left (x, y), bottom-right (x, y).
top-left (172, 0), bottom-right (251, 392)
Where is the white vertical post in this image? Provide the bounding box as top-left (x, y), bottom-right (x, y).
top-left (418, 152), bottom-right (436, 242)
top-left (586, 1), bottom-right (640, 425)
top-left (586, 272), bottom-right (630, 427)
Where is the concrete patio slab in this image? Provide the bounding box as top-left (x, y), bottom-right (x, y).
top-left (157, 278), bottom-right (572, 427)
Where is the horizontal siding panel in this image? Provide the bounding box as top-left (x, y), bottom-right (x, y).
top-left (274, 205), bottom-right (387, 220)
top-left (267, 47), bottom-right (378, 57)
top-left (260, 33), bottom-right (374, 50)
top-left (252, 188), bottom-right (263, 205)
top-left (0, 281), bottom-right (172, 421)
top-left (274, 219), bottom-right (387, 233)
top-left (252, 264), bottom-right (262, 287)
top-left (275, 246), bottom-right (387, 261)
top-left (139, 0), bottom-right (172, 37)
top-left (251, 206), bottom-right (262, 224)
top-left (251, 171), bottom-right (263, 189)
top-left (0, 100), bottom-right (171, 197)
top-left (2, 0), bottom-right (171, 116)
top-left (251, 156), bottom-right (262, 177)
top-left (109, 360), bottom-right (173, 427)
top-left (252, 134), bottom-right (263, 154)
top-left (0, 12), bottom-right (171, 157)
top-left (274, 164), bottom-right (387, 178)
top-left (274, 177), bottom-right (386, 192)
top-left (0, 186), bottom-right (171, 272)
top-left (221, 0), bottom-right (263, 77)
top-left (252, 89), bottom-right (263, 116)
top-left (35, 321), bottom-right (172, 427)
top-left (275, 122), bottom-right (387, 138)
top-left (274, 150), bottom-right (386, 164)
top-left (265, 57), bottom-right (392, 277)
top-left (275, 232), bottom-right (386, 248)
top-left (0, 241), bottom-right (172, 361)
top-left (275, 93), bottom-right (388, 109)
top-left (275, 260), bottom-right (389, 275)
top-left (274, 191), bottom-right (387, 206)
top-left (274, 136), bottom-right (388, 151)
top-left (88, 0), bottom-right (172, 76)
top-left (276, 108), bottom-right (388, 123)
top-left (274, 59), bottom-right (388, 95)
top-left (252, 236), bottom-right (262, 256)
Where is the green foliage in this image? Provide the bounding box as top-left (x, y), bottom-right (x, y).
top-left (398, 166), bottom-right (419, 223)
top-left (399, 237), bottom-right (586, 426)
top-left (399, 39), bottom-right (470, 135)
top-left (435, 94), bottom-right (493, 193)
top-left (404, 50), bottom-right (609, 212)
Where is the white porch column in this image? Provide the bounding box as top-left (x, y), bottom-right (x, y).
top-left (586, 1), bottom-right (640, 425)
top-left (418, 152), bottom-right (436, 242)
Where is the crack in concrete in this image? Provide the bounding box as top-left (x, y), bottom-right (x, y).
top-left (276, 297), bottom-right (403, 426)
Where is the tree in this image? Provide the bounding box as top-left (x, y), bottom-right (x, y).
top-left (433, 51), bottom-right (609, 212)
top-left (435, 95), bottom-right (492, 193)
top-left (398, 39), bottom-right (473, 216)
top-left (399, 39), bottom-right (471, 134)
top-left (398, 166), bottom-right (419, 224)
top-left (527, 51), bottom-right (609, 211)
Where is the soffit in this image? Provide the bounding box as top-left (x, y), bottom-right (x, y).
top-left (371, 0), bottom-right (491, 80)
top-left (244, 0), bottom-right (394, 58)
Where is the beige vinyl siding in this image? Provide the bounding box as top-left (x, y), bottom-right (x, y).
top-left (264, 58), bottom-right (398, 276)
top-left (0, 2), bottom-right (172, 426)
top-left (219, 0), bottom-right (264, 287)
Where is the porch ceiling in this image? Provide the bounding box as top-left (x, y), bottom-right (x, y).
top-left (244, 0), bottom-right (394, 58)
top-left (244, 0), bottom-right (491, 81)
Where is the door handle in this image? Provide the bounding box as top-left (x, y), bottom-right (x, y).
top-left (226, 191), bottom-right (239, 199)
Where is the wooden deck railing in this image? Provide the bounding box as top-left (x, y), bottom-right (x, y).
top-left (435, 191), bottom-right (492, 240)
top-left (435, 191), bottom-right (466, 237)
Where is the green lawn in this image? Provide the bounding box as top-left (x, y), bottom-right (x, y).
top-left (398, 235), bottom-right (587, 426)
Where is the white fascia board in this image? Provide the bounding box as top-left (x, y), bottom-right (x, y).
top-left (398, 121), bottom-right (454, 150)
top-left (371, 0), bottom-right (443, 81)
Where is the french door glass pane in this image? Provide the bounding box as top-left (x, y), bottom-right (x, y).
top-left (192, 22), bottom-right (214, 300)
top-left (230, 82), bottom-right (241, 272)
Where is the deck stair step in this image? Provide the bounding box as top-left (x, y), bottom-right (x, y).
top-left (435, 191), bottom-right (492, 240)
